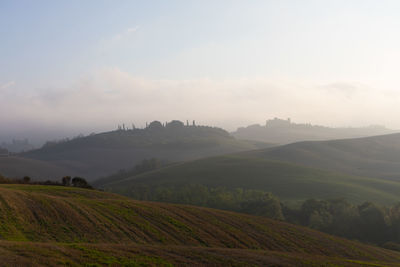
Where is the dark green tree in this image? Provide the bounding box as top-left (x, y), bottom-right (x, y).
top-left (357, 202), bottom-right (390, 244)
top-left (240, 193), bottom-right (284, 220)
top-left (71, 177), bottom-right (91, 188)
top-left (62, 176), bottom-right (71, 186)
top-left (23, 176), bottom-right (31, 183)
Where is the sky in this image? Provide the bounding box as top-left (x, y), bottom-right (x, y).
top-left (1, 0), bottom-right (400, 144)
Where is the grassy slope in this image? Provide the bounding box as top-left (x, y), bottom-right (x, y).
top-left (2, 242), bottom-right (400, 267)
top-left (101, 154), bottom-right (400, 205)
top-left (250, 132), bottom-right (400, 181)
top-left (1, 185), bottom-right (400, 266)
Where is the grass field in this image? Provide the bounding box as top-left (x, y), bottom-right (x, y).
top-left (2, 242), bottom-right (400, 266)
top-left (100, 154), bottom-right (400, 205)
top-left (1, 184), bottom-right (400, 265)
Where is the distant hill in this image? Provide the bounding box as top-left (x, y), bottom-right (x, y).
top-left (98, 154), bottom-right (400, 205)
top-left (1, 184), bottom-right (400, 266)
top-left (20, 121), bottom-right (271, 180)
top-left (232, 117), bottom-right (396, 144)
top-left (1, 139), bottom-right (35, 153)
top-left (249, 132), bottom-right (400, 181)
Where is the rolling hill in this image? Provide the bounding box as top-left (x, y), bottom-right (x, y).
top-left (232, 117), bottom-right (396, 144)
top-left (1, 184), bottom-right (400, 266)
top-left (98, 154), bottom-right (400, 205)
top-left (18, 121), bottom-right (271, 181)
top-left (249, 132), bottom-right (400, 181)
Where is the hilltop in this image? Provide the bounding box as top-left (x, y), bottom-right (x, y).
top-left (16, 120), bottom-right (270, 180)
top-left (1, 184), bottom-right (400, 266)
top-left (250, 132), bottom-right (400, 181)
top-left (232, 117), bottom-right (396, 144)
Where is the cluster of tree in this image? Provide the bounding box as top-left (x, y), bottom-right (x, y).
top-left (121, 184), bottom-right (400, 248)
top-left (122, 184), bottom-right (284, 220)
top-left (60, 176), bottom-right (92, 188)
top-left (117, 120), bottom-right (198, 131)
top-left (284, 199), bottom-right (400, 247)
top-left (0, 174), bottom-right (92, 189)
top-left (42, 134), bottom-right (86, 148)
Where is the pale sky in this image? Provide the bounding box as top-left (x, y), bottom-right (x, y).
top-left (1, 0), bottom-right (400, 143)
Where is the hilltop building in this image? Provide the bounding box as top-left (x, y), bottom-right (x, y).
top-left (266, 117), bottom-right (292, 128)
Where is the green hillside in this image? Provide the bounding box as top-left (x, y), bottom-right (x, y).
top-left (250, 132), bottom-right (400, 181)
top-left (1, 184), bottom-right (400, 266)
top-left (100, 154), bottom-right (400, 205)
top-left (20, 121), bottom-right (270, 180)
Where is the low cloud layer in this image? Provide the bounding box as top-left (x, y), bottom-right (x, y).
top-left (1, 81), bottom-right (16, 90)
top-left (1, 67), bottom-right (399, 143)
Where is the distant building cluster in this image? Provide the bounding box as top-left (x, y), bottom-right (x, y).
top-left (265, 117), bottom-right (315, 129)
top-left (117, 120), bottom-right (197, 131)
top-left (266, 117), bottom-right (292, 128)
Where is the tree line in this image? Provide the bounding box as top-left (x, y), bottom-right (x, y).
top-left (121, 183), bottom-right (400, 249)
top-left (0, 174), bottom-right (92, 189)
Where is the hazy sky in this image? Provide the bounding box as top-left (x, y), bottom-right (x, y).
top-left (2, 0), bottom-right (400, 143)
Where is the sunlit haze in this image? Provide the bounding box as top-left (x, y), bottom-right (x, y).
top-left (2, 0), bottom-right (400, 144)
